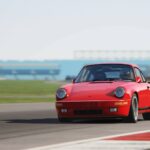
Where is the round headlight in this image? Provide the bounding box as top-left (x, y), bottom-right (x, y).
top-left (56, 88), bottom-right (67, 99)
top-left (115, 87), bottom-right (125, 98)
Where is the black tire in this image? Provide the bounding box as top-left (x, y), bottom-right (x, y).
top-left (127, 94), bottom-right (139, 123)
top-left (143, 113), bottom-right (150, 120)
top-left (58, 117), bottom-right (72, 123)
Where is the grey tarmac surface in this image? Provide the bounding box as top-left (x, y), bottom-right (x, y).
top-left (0, 103), bottom-right (149, 150)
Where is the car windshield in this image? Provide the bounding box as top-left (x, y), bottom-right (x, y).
top-left (75, 64), bottom-right (135, 83)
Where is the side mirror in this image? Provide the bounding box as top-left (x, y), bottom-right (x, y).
top-left (136, 76), bottom-right (142, 83)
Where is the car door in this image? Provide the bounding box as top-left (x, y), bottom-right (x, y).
top-left (140, 70), bottom-right (150, 107)
top-left (134, 67), bottom-right (149, 109)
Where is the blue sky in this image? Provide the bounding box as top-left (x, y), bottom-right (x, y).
top-left (0, 0), bottom-right (150, 60)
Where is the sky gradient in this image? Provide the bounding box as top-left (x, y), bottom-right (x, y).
top-left (0, 0), bottom-right (150, 60)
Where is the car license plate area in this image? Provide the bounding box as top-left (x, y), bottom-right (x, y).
top-left (68, 102), bottom-right (99, 109)
top-left (64, 102), bottom-right (102, 115)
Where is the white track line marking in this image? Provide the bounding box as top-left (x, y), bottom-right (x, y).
top-left (26, 130), bottom-right (150, 150)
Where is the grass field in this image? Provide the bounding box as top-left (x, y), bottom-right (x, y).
top-left (2, 79), bottom-right (149, 104)
top-left (0, 80), bottom-right (64, 103)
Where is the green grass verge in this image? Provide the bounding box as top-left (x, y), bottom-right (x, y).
top-left (0, 98), bottom-right (54, 103)
top-left (0, 80), bottom-right (64, 103)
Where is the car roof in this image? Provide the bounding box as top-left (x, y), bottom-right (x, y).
top-left (84, 63), bottom-right (139, 68)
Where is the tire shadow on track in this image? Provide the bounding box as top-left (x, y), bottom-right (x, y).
top-left (3, 118), bottom-right (144, 125)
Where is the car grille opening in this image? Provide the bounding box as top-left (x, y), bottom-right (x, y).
top-left (74, 109), bottom-right (102, 115)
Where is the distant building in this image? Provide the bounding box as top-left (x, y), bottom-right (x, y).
top-left (0, 62), bottom-right (60, 80)
top-left (0, 50), bottom-right (150, 80)
top-left (74, 50), bottom-right (150, 60)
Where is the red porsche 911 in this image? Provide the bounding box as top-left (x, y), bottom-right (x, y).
top-left (56, 63), bottom-right (150, 123)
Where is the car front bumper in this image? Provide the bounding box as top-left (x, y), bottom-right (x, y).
top-left (56, 100), bottom-right (130, 119)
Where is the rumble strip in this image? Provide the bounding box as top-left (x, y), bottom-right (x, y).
top-left (26, 130), bottom-right (150, 150)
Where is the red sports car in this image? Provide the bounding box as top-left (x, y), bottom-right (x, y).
top-left (56, 63), bottom-right (150, 123)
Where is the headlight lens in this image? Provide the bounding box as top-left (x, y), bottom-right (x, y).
top-left (115, 87), bottom-right (125, 98)
top-left (56, 88), bottom-right (67, 99)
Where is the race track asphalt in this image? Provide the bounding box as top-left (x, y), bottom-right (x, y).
top-left (0, 103), bottom-right (149, 150)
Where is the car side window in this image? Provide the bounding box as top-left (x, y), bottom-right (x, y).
top-left (134, 68), bottom-right (144, 82)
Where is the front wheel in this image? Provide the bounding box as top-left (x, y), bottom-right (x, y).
top-left (127, 94), bottom-right (139, 123)
top-left (143, 113), bottom-right (150, 120)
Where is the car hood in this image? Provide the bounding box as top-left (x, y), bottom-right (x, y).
top-left (68, 81), bottom-right (132, 101)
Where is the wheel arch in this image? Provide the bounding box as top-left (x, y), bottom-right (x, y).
top-left (128, 91), bottom-right (139, 104)
top-left (127, 91), bottom-right (139, 123)
top-left (134, 92), bottom-right (139, 103)
top-left (128, 91), bottom-right (139, 111)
